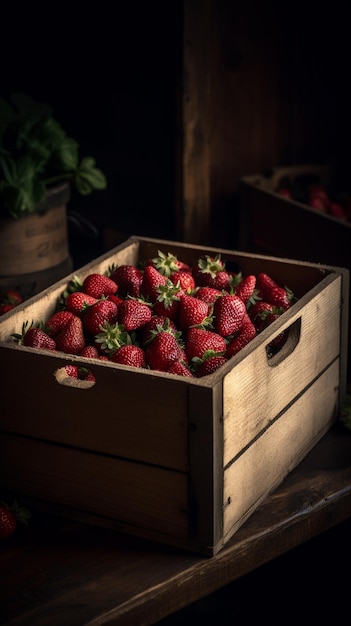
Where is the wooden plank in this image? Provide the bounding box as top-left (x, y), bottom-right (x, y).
top-left (223, 360), bottom-right (339, 539)
top-left (0, 433), bottom-right (189, 539)
top-left (223, 275), bottom-right (342, 462)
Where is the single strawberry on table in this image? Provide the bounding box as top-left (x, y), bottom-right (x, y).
top-left (0, 500), bottom-right (31, 540)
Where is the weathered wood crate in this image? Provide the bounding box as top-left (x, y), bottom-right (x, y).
top-left (0, 236), bottom-right (349, 556)
top-left (240, 164), bottom-right (351, 383)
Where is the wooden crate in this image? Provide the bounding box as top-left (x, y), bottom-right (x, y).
top-left (0, 236), bottom-right (349, 556)
top-left (240, 164), bottom-right (351, 383)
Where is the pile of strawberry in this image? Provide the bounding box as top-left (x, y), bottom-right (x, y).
top-left (278, 182), bottom-right (351, 222)
top-left (13, 250), bottom-right (296, 379)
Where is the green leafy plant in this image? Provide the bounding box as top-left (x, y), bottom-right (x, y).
top-left (0, 93), bottom-right (107, 219)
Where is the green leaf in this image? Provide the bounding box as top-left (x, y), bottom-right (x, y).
top-left (74, 157), bottom-right (107, 195)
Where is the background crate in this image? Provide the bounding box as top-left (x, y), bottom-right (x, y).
top-left (0, 236), bottom-right (349, 556)
top-left (240, 164), bottom-right (351, 383)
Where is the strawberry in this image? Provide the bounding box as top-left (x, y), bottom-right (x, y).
top-left (193, 286), bottom-right (222, 305)
top-left (256, 273), bottom-right (293, 311)
top-left (109, 265), bottom-right (143, 298)
top-left (65, 291), bottom-right (98, 316)
top-left (308, 184), bottom-right (330, 211)
top-left (328, 202), bottom-right (348, 221)
top-left (55, 315), bottom-right (86, 355)
top-left (140, 265), bottom-right (167, 302)
top-left (192, 254), bottom-right (231, 290)
top-left (226, 314), bottom-right (257, 357)
top-left (178, 294), bottom-right (211, 329)
top-left (107, 294), bottom-right (124, 308)
top-left (169, 270), bottom-right (195, 293)
top-left (277, 188), bottom-right (292, 198)
top-left (94, 320), bottom-right (131, 355)
top-left (213, 294), bottom-right (246, 337)
top-left (142, 315), bottom-right (179, 344)
top-left (45, 310), bottom-right (75, 337)
top-left (234, 274), bottom-right (258, 305)
top-left (195, 355), bottom-right (228, 377)
top-left (0, 303), bottom-right (16, 315)
top-left (82, 273), bottom-right (118, 299)
top-left (167, 360), bottom-right (194, 377)
top-left (148, 250), bottom-right (190, 277)
top-left (79, 345), bottom-right (101, 359)
top-left (153, 280), bottom-right (183, 321)
top-left (118, 299), bottom-right (152, 332)
top-left (248, 301), bottom-right (275, 333)
top-left (0, 500), bottom-right (30, 540)
top-left (145, 331), bottom-right (183, 371)
top-left (185, 327), bottom-right (226, 361)
top-left (64, 365), bottom-right (96, 382)
top-left (83, 300), bottom-right (119, 336)
top-left (23, 327), bottom-right (56, 350)
top-left (111, 344), bottom-right (147, 368)
top-left (0, 289), bottom-right (22, 315)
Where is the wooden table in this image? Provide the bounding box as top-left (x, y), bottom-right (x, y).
top-left (1, 422), bottom-right (351, 626)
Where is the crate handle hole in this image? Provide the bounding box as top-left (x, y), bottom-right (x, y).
top-left (54, 366), bottom-right (96, 389)
top-left (266, 317), bottom-right (301, 367)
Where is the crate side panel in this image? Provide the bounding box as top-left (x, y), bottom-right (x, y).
top-left (0, 433), bottom-right (189, 539)
top-left (223, 275), bottom-right (342, 464)
top-left (188, 382), bottom-right (223, 548)
top-left (0, 349), bottom-right (189, 472)
top-left (223, 359), bottom-right (339, 540)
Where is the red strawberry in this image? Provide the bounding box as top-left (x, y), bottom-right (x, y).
top-left (23, 327), bottom-right (56, 350)
top-left (256, 273), bottom-right (293, 311)
top-left (0, 289), bottom-right (22, 315)
top-left (107, 294), bottom-right (124, 308)
top-left (153, 280), bottom-right (183, 321)
top-left (328, 202), bottom-right (348, 221)
top-left (94, 321), bottom-right (131, 355)
top-left (111, 344), bottom-right (146, 368)
top-left (82, 273), bottom-right (118, 299)
top-left (195, 355), bottom-right (227, 377)
top-left (118, 299), bottom-right (152, 332)
top-left (308, 184), bottom-right (329, 211)
top-left (64, 365), bottom-right (96, 382)
top-left (248, 301), bottom-right (275, 332)
top-left (226, 314), bottom-right (257, 357)
top-left (109, 265), bottom-right (143, 298)
top-left (178, 294), bottom-right (211, 329)
top-left (192, 254), bottom-right (231, 290)
top-left (65, 291), bottom-right (98, 316)
top-left (145, 331), bottom-right (183, 371)
top-left (167, 360), bottom-right (194, 377)
top-left (169, 270), bottom-right (195, 293)
top-left (140, 265), bottom-right (167, 302)
top-left (83, 300), bottom-right (119, 336)
top-left (0, 500), bottom-right (30, 540)
top-left (193, 286), bottom-right (222, 305)
top-left (1, 289), bottom-right (22, 305)
top-left (278, 188), bottom-right (292, 198)
top-left (148, 250), bottom-right (190, 277)
top-left (0, 303), bottom-right (15, 315)
top-left (79, 345), bottom-right (101, 359)
top-left (185, 327), bottom-right (226, 361)
top-left (45, 310), bottom-right (75, 337)
top-left (56, 315), bottom-right (86, 355)
top-left (234, 275), bottom-right (257, 305)
top-left (142, 315), bottom-right (179, 344)
top-left (213, 294), bottom-right (246, 337)
top-left (64, 364), bottom-right (79, 378)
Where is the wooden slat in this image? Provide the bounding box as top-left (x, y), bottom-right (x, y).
top-left (223, 360), bottom-right (339, 539)
top-left (0, 433), bottom-right (189, 539)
